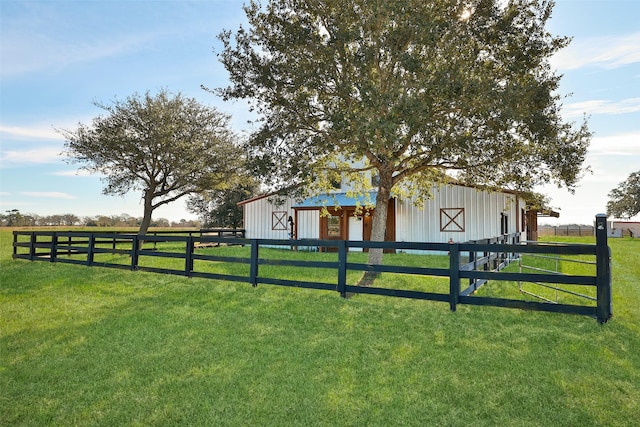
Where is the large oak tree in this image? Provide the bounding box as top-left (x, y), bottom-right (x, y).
top-left (218, 0), bottom-right (590, 266)
top-left (61, 89), bottom-right (239, 235)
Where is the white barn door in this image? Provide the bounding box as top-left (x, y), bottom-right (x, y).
top-left (348, 216), bottom-right (363, 252)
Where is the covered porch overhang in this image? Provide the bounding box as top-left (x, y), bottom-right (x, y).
top-left (293, 192), bottom-right (378, 209)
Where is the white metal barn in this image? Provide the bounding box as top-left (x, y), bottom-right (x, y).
top-left (238, 183), bottom-right (529, 248)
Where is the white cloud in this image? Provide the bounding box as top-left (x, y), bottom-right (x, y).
top-left (551, 32), bottom-right (640, 70)
top-left (588, 132), bottom-right (640, 156)
top-left (1, 23), bottom-right (161, 78)
top-left (0, 125), bottom-right (64, 141)
top-left (21, 192), bottom-right (76, 200)
top-left (1, 148), bottom-right (63, 164)
top-left (563, 98), bottom-right (640, 118)
top-left (52, 169), bottom-right (100, 177)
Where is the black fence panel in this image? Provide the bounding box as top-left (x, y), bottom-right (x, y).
top-left (12, 216), bottom-right (612, 323)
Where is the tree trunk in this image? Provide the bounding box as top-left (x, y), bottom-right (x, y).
top-left (357, 170), bottom-right (392, 286)
top-left (137, 191), bottom-right (154, 249)
top-left (138, 191), bottom-right (153, 236)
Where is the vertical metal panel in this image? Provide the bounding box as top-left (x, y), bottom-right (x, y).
top-left (297, 210), bottom-right (320, 239)
top-left (394, 184), bottom-right (525, 249)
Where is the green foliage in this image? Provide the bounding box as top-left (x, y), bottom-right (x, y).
top-left (218, 0), bottom-right (591, 269)
top-left (1, 209), bottom-right (26, 227)
top-left (218, 0), bottom-right (590, 197)
top-left (188, 175), bottom-right (260, 228)
top-left (607, 170), bottom-right (640, 219)
top-left (60, 89), bottom-right (240, 234)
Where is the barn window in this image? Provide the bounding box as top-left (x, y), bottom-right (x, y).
top-left (272, 211), bottom-right (288, 231)
top-left (440, 208), bottom-right (465, 232)
top-left (501, 213), bottom-right (509, 235)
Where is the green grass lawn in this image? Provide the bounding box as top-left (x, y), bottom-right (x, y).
top-left (1, 230), bottom-right (639, 426)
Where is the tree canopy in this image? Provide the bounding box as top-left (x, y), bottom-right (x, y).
top-left (607, 171), bottom-right (640, 219)
top-left (61, 89), bottom-right (239, 235)
top-left (188, 175), bottom-right (260, 228)
top-left (218, 0), bottom-right (591, 265)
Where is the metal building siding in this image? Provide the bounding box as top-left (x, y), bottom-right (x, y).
top-left (396, 185), bottom-right (522, 244)
top-left (297, 210), bottom-right (320, 239)
top-left (242, 185), bottom-right (525, 245)
top-left (243, 196), bottom-right (294, 240)
top-left (242, 195), bottom-right (321, 241)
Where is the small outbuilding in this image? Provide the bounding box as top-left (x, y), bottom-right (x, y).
top-left (607, 220), bottom-right (640, 238)
top-left (238, 181), bottom-right (539, 248)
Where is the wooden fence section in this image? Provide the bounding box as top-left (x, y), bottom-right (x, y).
top-left (12, 216), bottom-right (612, 323)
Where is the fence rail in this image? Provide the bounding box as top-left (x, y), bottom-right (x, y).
top-left (12, 215), bottom-right (612, 323)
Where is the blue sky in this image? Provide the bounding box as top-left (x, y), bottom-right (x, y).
top-left (1, 0), bottom-right (639, 224)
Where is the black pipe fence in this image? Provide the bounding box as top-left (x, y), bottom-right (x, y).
top-left (12, 216), bottom-right (612, 323)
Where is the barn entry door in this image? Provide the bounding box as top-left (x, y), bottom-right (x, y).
top-left (318, 202), bottom-right (394, 252)
top-left (348, 215), bottom-right (363, 252)
top-left (319, 208), bottom-right (346, 252)
top-left (320, 207), bottom-right (365, 251)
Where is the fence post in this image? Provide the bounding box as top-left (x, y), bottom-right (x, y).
top-left (185, 235), bottom-right (194, 277)
top-left (595, 214), bottom-right (612, 323)
top-left (50, 232), bottom-right (57, 263)
top-left (131, 236), bottom-right (139, 270)
top-left (449, 243), bottom-right (460, 312)
top-left (29, 232), bottom-right (36, 261)
top-left (337, 240), bottom-right (347, 298)
top-left (250, 239), bottom-right (259, 287)
top-left (87, 234), bottom-right (95, 266)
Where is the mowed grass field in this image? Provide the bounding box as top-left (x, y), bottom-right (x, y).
top-left (1, 229), bottom-right (639, 426)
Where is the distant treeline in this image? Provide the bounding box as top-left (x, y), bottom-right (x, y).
top-left (1, 209), bottom-right (200, 228)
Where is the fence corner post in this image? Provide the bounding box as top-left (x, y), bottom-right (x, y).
top-left (337, 240), bottom-right (347, 298)
top-left (595, 214), bottom-right (612, 323)
top-left (449, 243), bottom-right (460, 312)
